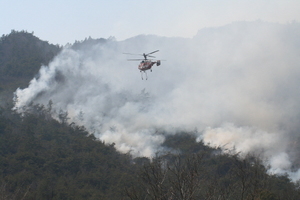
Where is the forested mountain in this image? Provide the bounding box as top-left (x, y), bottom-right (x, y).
top-left (0, 30), bottom-right (60, 79)
top-left (0, 104), bottom-right (139, 199)
top-left (0, 31), bottom-right (61, 103)
top-left (0, 104), bottom-right (299, 199)
top-left (1, 29), bottom-right (300, 199)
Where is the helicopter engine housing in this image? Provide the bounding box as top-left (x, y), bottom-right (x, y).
top-left (156, 60), bottom-right (161, 66)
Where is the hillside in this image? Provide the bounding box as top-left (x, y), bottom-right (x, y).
top-left (12, 22), bottom-right (300, 168)
top-left (2, 24), bottom-right (300, 199)
top-left (0, 103), bottom-right (299, 199)
top-left (0, 30), bottom-right (61, 103)
top-left (0, 104), bottom-right (139, 199)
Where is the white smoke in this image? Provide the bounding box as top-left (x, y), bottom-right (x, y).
top-left (198, 123), bottom-right (290, 174)
top-left (13, 21), bottom-right (300, 179)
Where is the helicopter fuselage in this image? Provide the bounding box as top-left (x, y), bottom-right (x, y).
top-left (138, 60), bottom-right (160, 71)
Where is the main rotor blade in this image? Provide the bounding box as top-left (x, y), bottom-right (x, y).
top-left (127, 59), bottom-right (144, 61)
top-left (123, 53), bottom-right (143, 56)
top-left (146, 50), bottom-right (159, 55)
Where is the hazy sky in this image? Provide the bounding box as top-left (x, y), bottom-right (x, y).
top-left (1, 0), bottom-right (300, 45)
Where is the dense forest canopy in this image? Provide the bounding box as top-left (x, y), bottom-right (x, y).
top-left (1, 28), bottom-right (300, 199)
top-left (0, 30), bottom-right (61, 105)
top-left (0, 30), bottom-right (61, 79)
top-left (1, 103), bottom-right (299, 199)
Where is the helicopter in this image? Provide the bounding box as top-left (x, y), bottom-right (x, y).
top-left (124, 50), bottom-right (162, 80)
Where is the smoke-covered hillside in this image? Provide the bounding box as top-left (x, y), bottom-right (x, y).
top-left (0, 30), bottom-right (61, 104)
top-left (0, 30), bottom-right (61, 79)
top-left (13, 21), bottom-right (300, 180)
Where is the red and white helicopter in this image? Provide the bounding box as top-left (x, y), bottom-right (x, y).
top-left (124, 50), bottom-right (162, 80)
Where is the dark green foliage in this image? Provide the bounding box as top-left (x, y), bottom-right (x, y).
top-left (0, 104), bottom-right (138, 199)
top-left (0, 30), bottom-right (61, 79)
top-left (0, 30), bottom-right (61, 104)
top-left (1, 104), bottom-right (300, 200)
top-left (162, 132), bottom-right (211, 154)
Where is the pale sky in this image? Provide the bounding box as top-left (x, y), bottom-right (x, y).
top-left (1, 0), bottom-right (300, 45)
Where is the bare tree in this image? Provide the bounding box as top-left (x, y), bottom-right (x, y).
top-left (126, 153), bottom-right (207, 200)
top-left (167, 154), bottom-right (204, 200)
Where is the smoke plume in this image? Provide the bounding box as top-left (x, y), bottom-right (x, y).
top-left (14, 21), bottom-right (300, 179)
